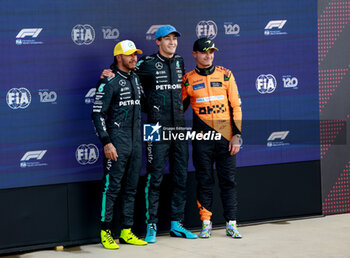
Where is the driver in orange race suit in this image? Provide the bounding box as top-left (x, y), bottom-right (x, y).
top-left (182, 37), bottom-right (243, 239)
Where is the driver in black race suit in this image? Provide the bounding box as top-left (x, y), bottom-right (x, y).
top-left (100, 25), bottom-right (197, 243)
top-left (92, 40), bottom-right (147, 249)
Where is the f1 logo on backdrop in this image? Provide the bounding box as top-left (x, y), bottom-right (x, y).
top-left (20, 150), bottom-right (47, 168)
top-left (267, 131), bottom-right (289, 141)
top-left (196, 20), bottom-right (218, 40)
top-left (264, 20), bottom-right (287, 36)
top-left (16, 28), bottom-right (43, 45)
top-left (146, 25), bottom-right (164, 40)
top-left (256, 74), bottom-right (277, 94)
top-left (16, 28), bottom-right (42, 38)
top-left (143, 123), bottom-right (161, 141)
top-left (267, 131), bottom-right (290, 147)
top-left (6, 88), bottom-right (31, 109)
top-left (72, 24), bottom-right (95, 45)
top-left (85, 88), bottom-right (96, 104)
top-left (21, 150), bottom-right (47, 161)
top-left (76, 144), bottom-right (99, 165)
top-left (265, 20), bottom-right (287, 30)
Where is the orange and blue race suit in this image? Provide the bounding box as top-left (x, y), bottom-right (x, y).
top-left (182, 65), bottom-right (242, 141)
top-left (182, 65), bottom-right (242, 222)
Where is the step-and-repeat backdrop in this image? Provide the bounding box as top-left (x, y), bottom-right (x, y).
top-left (0, 0), bottom-right (319, 189)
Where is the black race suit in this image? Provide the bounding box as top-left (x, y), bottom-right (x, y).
top-left (135, 53), bottom-right (189, 224)
top-left (91, 69), bottom-right (142, 228)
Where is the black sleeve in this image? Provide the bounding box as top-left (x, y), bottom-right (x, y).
top-left (183, 96), bottom-right (190, 113)
top-left (135, 57), bottom-right (153, 113)
top-left (135, 57), bottom-right (153, 99)
top-left (139, 82), bottom-right (148, 113)
top-left (181, 56), bottom-right (185, 74)
top-left (91, 78), bottom-right (114, 146)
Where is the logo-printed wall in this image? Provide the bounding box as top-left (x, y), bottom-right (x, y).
top-left (0, 0), bottom-right (319, 189)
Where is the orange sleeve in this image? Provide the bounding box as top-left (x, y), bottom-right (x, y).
top-left (226, 71), bottom-right (242, 134)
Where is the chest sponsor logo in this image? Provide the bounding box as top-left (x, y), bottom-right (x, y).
top-left (210, 82), bottom-right (222, 87)
top-left (119, 99), bottom-right (140, 106)
top-left (196, 95), bottom-right (224, 103)
top-left (193, 83), bottom-right (205, 91)
top-left (192, 79), bottom-right (204, 84)
top-left (155, 62), bottom-right (163, 70)
top-left (199, 104), bottom-right (227, 114)
top-left (156, 84), bottom-right (182, 90)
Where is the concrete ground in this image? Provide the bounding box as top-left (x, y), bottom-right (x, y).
top-left (3, 213), bottom-right (350, 258)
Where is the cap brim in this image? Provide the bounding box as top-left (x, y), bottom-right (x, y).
top-left (123, 49), bottom-right (143, 55)
top-left (156, 30), bottom-right (181, 39)
top-left (172, 31), bottom-right (181, 37)
top-left (199, 47), bottom-right (219, 52)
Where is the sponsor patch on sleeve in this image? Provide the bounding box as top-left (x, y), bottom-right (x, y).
top-left (210, 82), bottom-right (222, 87)
top-left (98, 83), bottom-right (106, 92)
top-left (193, 83), bottom-right (205, 90)
top-left (184, 79), bottom-right (189, 86)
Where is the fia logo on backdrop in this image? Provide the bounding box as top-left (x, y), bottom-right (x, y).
top-left (6, 88), bottom-right (31, 109)
top-left (196, 20), bottom-right (217, 40)
top-left (76, 144), bottom-right (99, 165)
top-left (256, 74), bottom-right (277, 94)
top-left (72, 24), bottom-right (95, 45)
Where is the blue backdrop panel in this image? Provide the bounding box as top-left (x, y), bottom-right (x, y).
top-left (0, 0), bottom-right (319, 189)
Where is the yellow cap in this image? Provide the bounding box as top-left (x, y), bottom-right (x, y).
top-left (114, 40), bottom-right (143, 56)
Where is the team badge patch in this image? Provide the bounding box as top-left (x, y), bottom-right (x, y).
top-left (193, 83), bottom-right (205, 90)
top-left (210, 82), bottom-right (222, 87)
